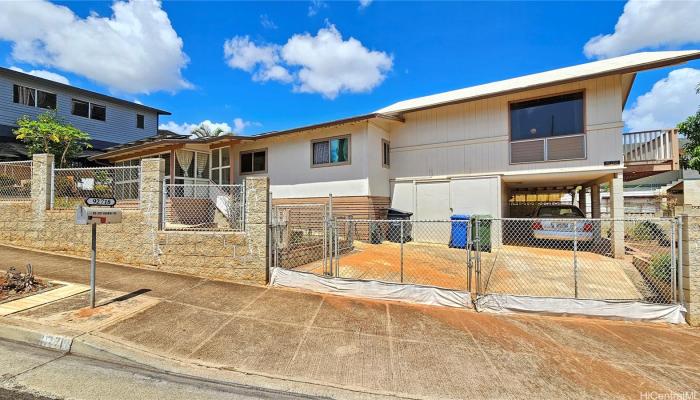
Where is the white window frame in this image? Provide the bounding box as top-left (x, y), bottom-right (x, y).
top-left (382, 139), bottom-right (390, 168)
top-left (311, 135), bottom-right (351, 167)
top-left (71, 98), bottom-right (107, 122)
top-left (239, 148), bottom-right (267, 175)
top-left (211, 147), bottom-right (232, 184)
top-left (13, 84), bottom-right (56, 110)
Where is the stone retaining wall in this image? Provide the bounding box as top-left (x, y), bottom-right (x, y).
top-left (0, 154), bottom-right (269, 285)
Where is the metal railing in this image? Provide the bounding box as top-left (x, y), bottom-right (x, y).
top-left (0, 161), bottom-right (32, 201)
top-left (52, 166), bottom-right (141, 209)
top-left (476, 217), bottom-right (681, 304)
top-left (623, 129), bottom-right (677, 163)
top-left (163, 183), bottom-right (245, 231)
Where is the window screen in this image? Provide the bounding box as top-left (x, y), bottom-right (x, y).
top-left (313, 141), bottom-right (330, 165)
top-left (136, 114), bottom-right (144, 129)
top-left (510, 93), bottom-right (584, 141)
top-left (313, 136), bottom-right (349, 166)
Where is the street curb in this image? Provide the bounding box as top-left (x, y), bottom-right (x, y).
top-left (0, 319), bottom-right (75, 352)
top-left (0, 320), bottom-right (418, 400)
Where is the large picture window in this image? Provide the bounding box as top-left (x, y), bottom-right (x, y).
top-left (510, 92), bottom-right (584, 142)
top-left (312, 136), bottom-right (349, 166)
top-left (240, 149), bottom-right (267, 175)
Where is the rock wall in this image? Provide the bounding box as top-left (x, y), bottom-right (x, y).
top-left (0, 155), bottom-right (269, 285)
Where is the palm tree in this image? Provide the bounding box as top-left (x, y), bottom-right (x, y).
top-left (190, 124), bottom-right (227, 138)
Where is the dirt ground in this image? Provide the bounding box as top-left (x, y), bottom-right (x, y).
top-left (294, 240), bottom-right (652, 300)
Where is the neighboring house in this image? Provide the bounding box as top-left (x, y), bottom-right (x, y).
top-left (91, 50), bottom-right (700, 221)
top-left (0, 67), bottom-right (170, 161)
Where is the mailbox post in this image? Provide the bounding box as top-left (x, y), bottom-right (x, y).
top-left (76, 198), bottom-right (122, 308)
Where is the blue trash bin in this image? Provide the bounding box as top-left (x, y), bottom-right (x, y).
top-left (449, 214), bottom-right (470, 248)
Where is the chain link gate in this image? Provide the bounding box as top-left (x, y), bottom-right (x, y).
top-left (272, 209), bottom-right (475, 292)
top-left (472, 217), bottom-right (683, 307)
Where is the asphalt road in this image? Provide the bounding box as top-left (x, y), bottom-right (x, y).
top-left (0, 340), bottom-right (327, 400)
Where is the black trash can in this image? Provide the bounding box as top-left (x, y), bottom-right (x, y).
top-left (387, 208), bottom-right (412, 243)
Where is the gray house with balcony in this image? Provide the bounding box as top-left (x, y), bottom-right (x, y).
top-left (0, 67), bottom-right (170, 161)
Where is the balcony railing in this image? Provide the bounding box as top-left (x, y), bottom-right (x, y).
top-left (623, 129), bottom-right (679, 164)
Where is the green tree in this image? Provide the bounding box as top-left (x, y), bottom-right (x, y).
top-left (13, 110), bottom-right (92, 167)
top-left (190, 124), bottom-right (227, 138)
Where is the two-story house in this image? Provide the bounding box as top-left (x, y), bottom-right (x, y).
top-left (91, 50), bottom-right (699, 229)
top-left (0, 67), bottom-right (171, 162)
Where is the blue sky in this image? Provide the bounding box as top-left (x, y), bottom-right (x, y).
top-left (1, 0), bottom-right (699, 135)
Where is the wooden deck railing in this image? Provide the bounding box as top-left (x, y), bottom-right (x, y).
top-left (623, 129), bottom-right (679, 165)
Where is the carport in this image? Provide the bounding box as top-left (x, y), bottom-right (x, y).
top-left (500, 167), bottom-right (626, 257)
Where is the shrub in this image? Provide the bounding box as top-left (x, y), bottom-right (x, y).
top-left (649, 253), bottom-right (673, 283)
top-left (632, 221), bottom-right (665, 241)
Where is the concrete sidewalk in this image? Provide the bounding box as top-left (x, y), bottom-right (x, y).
top-left (1, 244), bottom-right (699, 399)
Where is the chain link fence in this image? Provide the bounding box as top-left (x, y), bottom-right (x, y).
top-left (272, 215), bottom-right (472, 291)
top-left (52, 166), bottom-right (141, 210)
top-left (0, 161), bottom-right (32, 201)
top-left (476, 217), bottom-right (680, 304)
top-left (163, 183), bottom-right (245, 231)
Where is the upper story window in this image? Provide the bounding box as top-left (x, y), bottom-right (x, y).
top-left (312, 135), bottom-right (349, 167)
top-left (382, 139), bottom-right (390, 168)
top-left (71, 98), bottom-right (106, 121)
top-left (240, 149), bottom-right (267, 175)
top-left (509, 92), bottom-right (584, 142)
top-left (13, 84), bottom-right (56, 110)
top-left (136, 114), bottom-right (144, 129)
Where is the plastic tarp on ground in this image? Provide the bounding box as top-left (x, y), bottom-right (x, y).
top-left (270, 267), bottom-right (472, 309)
top-left (476, 294), bottom-right (686, 324)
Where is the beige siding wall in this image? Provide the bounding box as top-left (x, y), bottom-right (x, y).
top-left (389, 75), bottom-right (624, 180)
top-left (235, 122), bottom-right (371, 198)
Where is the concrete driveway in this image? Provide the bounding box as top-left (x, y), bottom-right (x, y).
top-left (1, 244), bottom-right (699, 399)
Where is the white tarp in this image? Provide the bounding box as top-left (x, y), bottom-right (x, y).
top-left (270, 267), bottom-right (472, 309)
top-left (476, 294), bottom-right (686, 324)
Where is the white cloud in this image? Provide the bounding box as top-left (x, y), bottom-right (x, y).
top-left (308, 0), bottom-right (327, 17)
top-left (223, 24), bottom-right (393, 99)
top-left (160, 118), bottom-right (260, 137)
top-left (223, 36), bottom-right (292, 83)
top-left (0, 0), bottom-right (190, 94)
top-left (584, 0), bottom-right (700, 59)
top-left (9, 66), bottom-right (69, 85)
top-left (260, 14), bottom-right (277, 29)
top-left (358, 0), bottom-right (372, 9)
top-left (623, 68), bottom-right (700, 132)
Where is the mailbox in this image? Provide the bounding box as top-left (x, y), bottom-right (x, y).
top-left (76, 206), bottom-right (123, 225)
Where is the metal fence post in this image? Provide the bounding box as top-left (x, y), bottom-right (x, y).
top-left (574, 221), bottom-right (579, 299)
top-left (677, 217), bottom-right (684, 306)
top-left (475, 218), bottom-right (481, 295)
top-left (671, 219), bottom-right (677, 303)
top-left (334, 219), bottom-right (339, 277)
top-left (400, 220), bottom-right (404, 283)
top-left (467, 220), bottom-right (472, 292)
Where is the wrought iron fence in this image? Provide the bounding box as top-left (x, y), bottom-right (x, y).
top-left (476, 217), bottom-right (680, 304)
top-left (163, 183), bottom-right (245, 231)
top-left (52, 166), bottom-right (141, 209)
top-left (0, 161), bottom-right (32, 201)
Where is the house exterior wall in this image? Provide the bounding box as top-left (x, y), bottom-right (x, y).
top-left (0, 74), bottom-right (159, 147)
top-left (233, 121), bottom-right (372, 199)
top-left (388, 75), bottom-right (623, 180)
